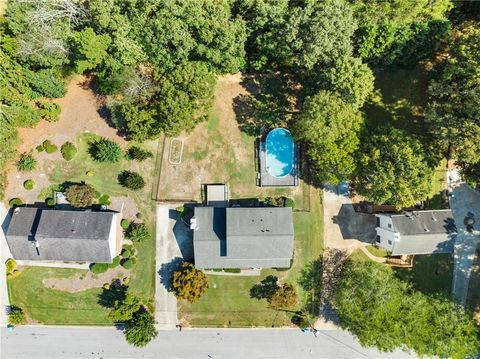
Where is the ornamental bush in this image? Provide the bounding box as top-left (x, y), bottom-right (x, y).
top-left (8, 306), bottom-right (25, 325)
top-left (9, 198), bottom-right (24, 207)
top-left (122, 249), bottom-right (131, 259)
top-left (42, 140), bottom-right (58, 153)
top-left (98, 194), bottom-right (111, 205)
top-left (122, 259), bottom-right (134, 269)
top-left (37, 101), bottom-right (61, 122)
top-left (119, 171), bottom-right (145, 190)
top-left (61, 142), bottom-right (77, 161)
top-left (46, 198), bottom-right (55, 207)
top-left (109, 256), bottom-right (120, 269)
top-left (126, 146), bottom-right (153, 162)
top-left (5, 258), bottom-right (17, 274)
top-left (17, 153), bottom-right (37, 172)
top-left (90, 138), bottom-right (122, 163)
top-left (23, 179), bottom-right (35, 190)
top-left (284, 198), bottom-right (295, 208)
top-left (90, 263), bottom-right (109, 274)
top-left (126, 223), bottom-right (149, 243)
top-left (121, 219), bottom-right (130, 229)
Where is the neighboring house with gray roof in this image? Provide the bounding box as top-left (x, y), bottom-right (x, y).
top-left (192, 207), bottom-right (294, 269)
top-left (6, 207), bottom-right (122, 263)
top-left (375, 210), bottom-right (456, 255)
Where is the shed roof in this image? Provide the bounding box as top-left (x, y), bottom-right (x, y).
top-left (206, 184), bottom-right (228, 208)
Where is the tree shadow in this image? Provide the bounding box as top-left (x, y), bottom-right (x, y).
top-left (250, 275), bottom-right (279, 300)
top-left (233, 73), bottom-right (297, 136)
top-left (298, 257), bottom-right (323, 316)
top-left (97, 279), bottom-right (128, 308)
top-left (158, 256), bottom-right (183, 292)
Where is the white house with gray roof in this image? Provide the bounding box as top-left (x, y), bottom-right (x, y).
top-left (375, 210), bottom-right (456, 255)
top-left (6, 207), bottom-right (122, 263)
top-left (192, 207), bottom-right (294, 269)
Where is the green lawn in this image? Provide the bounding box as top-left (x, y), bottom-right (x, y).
top-left (393, 254), bottom-right (453, 296)
top-left (8, 133), bottom-right (157, 323)
top-left (179, 188), bottom-right (324, 327)
top-left (8, 267), bottom-right (110, 325)
top-left (365, 245), bottom-right (388, 258)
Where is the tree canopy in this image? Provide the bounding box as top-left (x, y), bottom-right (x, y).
top-left (426, 27), bottom-right (480, 182)
top-left (293, 91), bottom-right (363, 184)
top-left (335, 260), bottom-right (480, 358)
top-left (172, 262), bottom-right (209, 303)
top-left (355, 127), bottom-right (432, 208)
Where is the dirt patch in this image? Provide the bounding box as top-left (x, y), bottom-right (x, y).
top-left (43, 267), bottom-right (129, 293)
top-left (109, 196), bottom-right (140, 221)
top-left (4, 75), bottom-right (127, 204)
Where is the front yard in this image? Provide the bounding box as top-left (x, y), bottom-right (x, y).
top-left (178, 188), bottom-right (323, 327)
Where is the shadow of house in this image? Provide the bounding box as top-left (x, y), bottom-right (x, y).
top-left (173, 220), bottom-right (194, 261)
top-left (158, 256), bottom-right (183, 292)
top-left (332, 204), bottom-right (377, 244)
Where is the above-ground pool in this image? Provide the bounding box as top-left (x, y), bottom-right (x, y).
top-left (265, 128), bottom-right (294, 178)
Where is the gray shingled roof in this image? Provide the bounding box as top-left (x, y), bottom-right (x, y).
top-left (193, 207), bottom-right (294, 269)
top-left (390, 210), bottom-right (456, 255)
top-left (6, 208), bottom-right (116, 263)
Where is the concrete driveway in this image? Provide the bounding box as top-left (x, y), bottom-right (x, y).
top-left (323, 185), bottom-right (376, 252)
top-left (450, 184), bottom-right (480, 305)
top-left (155, 205), bottom-right (194, 329)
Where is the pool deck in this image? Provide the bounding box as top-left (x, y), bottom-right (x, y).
top-left (258, 141), bottom-right (299, 187)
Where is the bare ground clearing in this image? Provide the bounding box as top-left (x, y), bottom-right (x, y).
top-left (156, 73), bottom-right (305, 205)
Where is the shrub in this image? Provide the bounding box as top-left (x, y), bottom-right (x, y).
top-left (122, 249), bottom-right (131, 259)
top-left (119, 171), bottom-right (145, 190)
top-left (36, 144), bottom-right (44, 152)
top-left (103, 283), bottom-right (110, 290)
top-left (94, 191), bottom-right (101, 199)
top-left (126, 146), bottom-right (153, 161)
top-left (25, 69), bottom-right (66, 98)
top-left (122, 259), bottom-right (134, 269)
top-left (126, 223), bottom-right (149, 243)
top-left (5, 258), bottom-right (17, 274)
top-left (121, 219), bottom-right (130, 229)
top-left (23, 179), bottom-right (35, 190)
top-left (122, 244), bottom-right (135, 257)
top-left (37, 101), bottom-right (61, 122)
top-left (46, 197), bottom-right (55, 207)
top-left (98, 194), bottom-right (111, 205)
top-left (65, 183), bottom-right (95, 208)
top-left (8, 306), bottom-right (26, 325)
top-left (42, 140), bottom-right (58, 154)
top-left (6, 273), bottom-right (13, 280)
top-left (90, 263), bottom-right (109, 274)
top-left (109, 256), bottom-right (120, 269)
top-left (285, 198), bottom-right (295, 208)
top-left (90, 138), bottom-right (122, 163)
top-left (86, 170), bottom-right (94, 177)
top-left (9, 198), bottom-right (24, 208)
top-left (60, 142), bottom-right (77, 161)
top-left (123, 277), bottom-right (130, 284)
top-left (17, 153), bottom-right (37, 172)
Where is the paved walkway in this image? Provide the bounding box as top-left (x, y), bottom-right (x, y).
top-left (0, 203), bottom-right (11, 326)
top-left (155, 205), bottom-right (180, 329)
top-left (450, 184), bottom-right (480, 305)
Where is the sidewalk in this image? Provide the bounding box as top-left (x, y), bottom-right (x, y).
top-left (0, 203), bottom-right (12, 326)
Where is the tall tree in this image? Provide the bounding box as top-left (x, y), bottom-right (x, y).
top-left (71, 27), bottom-right (111, 73)
top-left (293, 91), bottom-right (363, 184)
top-left (172, 262), bottom-right (209, 303)
top-left (426, 27), bottom-right (480, 182)
top-left (335, 259), bottom-right (480, 358)
top-left (282, 0), bottom-right (356, 69)
top-left (355, 127), bottom-right (432, 208)
top-left (124, 309), bottom-right (158, 347)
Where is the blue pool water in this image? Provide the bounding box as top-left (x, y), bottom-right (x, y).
top-left (266, 128), bottom-right (294, 178)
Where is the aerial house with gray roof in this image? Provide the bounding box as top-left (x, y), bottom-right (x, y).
top-left (375, 210), bottom-right (456, 255)
top-left (192, 207), bottom-right (294, 269)
top-left (6, 207), bottom-right (122, 263)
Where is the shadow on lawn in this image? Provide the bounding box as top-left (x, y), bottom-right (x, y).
top-left (250, 275), bottom-right (279, 300)
top-left (97, 279), bottom-right (128, 308)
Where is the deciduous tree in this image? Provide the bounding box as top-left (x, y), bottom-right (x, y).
top-left (172, 262), bottom-right (209, 303)
top-left (293, 91), bottom-right (363, 184)
top-left (124, 309), bottom-right (158, 347)
top-left (268, 283), bottom-right (297, 310)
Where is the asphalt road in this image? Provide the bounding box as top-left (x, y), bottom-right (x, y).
top-left (0, 327), bottom-right (414, 359)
